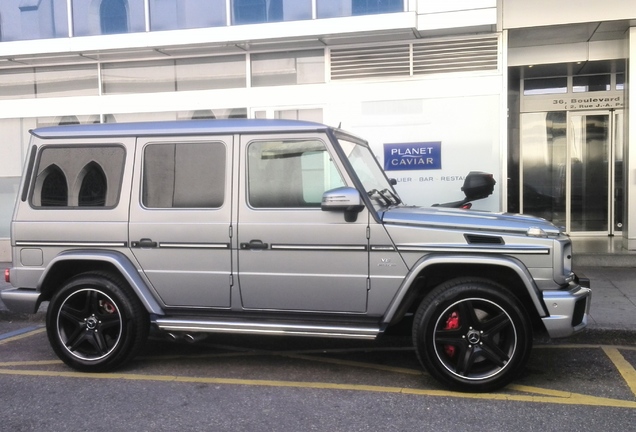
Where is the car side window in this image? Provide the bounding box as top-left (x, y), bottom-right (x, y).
top-left (142, 142), bottom-right (226, 208)
top-left (32, 146), bottom-right (125, 208)
top-left (247, 139), bottom-right (345, 208)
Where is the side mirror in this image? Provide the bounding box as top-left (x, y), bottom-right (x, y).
top-left (321, 187), bottom-right (364, 222)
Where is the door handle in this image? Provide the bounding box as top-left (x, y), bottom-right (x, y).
top-left (131, 238), bottom-right (158, 248)
top-left (240, 240), bottom-right (269, 250)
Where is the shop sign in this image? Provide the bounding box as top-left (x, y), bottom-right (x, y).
top-left (521, 92), bottom-right (623, 112)
top-left (383, 142), bottom-right (441, 171)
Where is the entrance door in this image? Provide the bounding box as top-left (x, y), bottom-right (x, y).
top-left (520, 110), bottom-right (623, 235)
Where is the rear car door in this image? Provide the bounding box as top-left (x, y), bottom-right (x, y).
top-left (129, 136), bottom-right (233, 308)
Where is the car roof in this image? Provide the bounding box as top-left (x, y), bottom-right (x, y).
top-left (30, 119), bottom-right (331, 139)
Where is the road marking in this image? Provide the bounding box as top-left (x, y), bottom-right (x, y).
top-left (603, 347), bottom-right (636, 398)
top-left (1, 328), bottom-right (635, 408)
top-left (283, 353), bottom-right (424, 376)
top-left (0, 327), bottom-right (45, 345)
top-left (0, 367), bottom-right (634, 408)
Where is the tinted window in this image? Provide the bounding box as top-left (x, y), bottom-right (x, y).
top-left (143, 142), bottom-right (226, 208)
top-left (247, 140), bottom-right (344, 208)
top-left (32, 146), bottom-right (125, 208)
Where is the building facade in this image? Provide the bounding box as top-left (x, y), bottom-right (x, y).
top-left (0, 0), bottom-right (635, 260)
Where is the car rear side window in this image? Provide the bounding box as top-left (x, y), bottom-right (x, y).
top-left (143, 142), bottom-right (226, 208)
top-left (32, 145), bottom-right (125, 208)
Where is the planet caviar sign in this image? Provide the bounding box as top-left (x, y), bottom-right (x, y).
top-left (383, 142), bottom-right (441, 171)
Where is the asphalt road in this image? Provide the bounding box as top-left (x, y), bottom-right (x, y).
top-left (1, 318), bottom-right (636, 432)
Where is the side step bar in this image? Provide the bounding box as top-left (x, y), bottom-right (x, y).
top-left (154, 318), bottom-right (380, 340)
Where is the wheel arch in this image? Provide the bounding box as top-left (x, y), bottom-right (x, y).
top-left (383, 254), bottom-right (548, 328)
top-left (38, 250), bottom-right (164, 315)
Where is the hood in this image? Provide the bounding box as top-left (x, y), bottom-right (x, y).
top-left (381, 206), bottom-right (562, 236)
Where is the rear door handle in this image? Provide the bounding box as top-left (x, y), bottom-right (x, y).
top-left (131, 238), bottom-right (158, 248)
top-left (240, 240), bottom-right (269, 250)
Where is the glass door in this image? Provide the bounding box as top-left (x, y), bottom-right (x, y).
top-left (520, 110), bottom-right (622, 235)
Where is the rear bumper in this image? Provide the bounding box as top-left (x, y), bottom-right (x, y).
top-left (0, 288), bottom-right (42, 314)
top-left (540, 281), bottom-right (592, 338)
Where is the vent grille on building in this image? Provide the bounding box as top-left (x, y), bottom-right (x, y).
top-left (330, 35), bottom-right (498, 80)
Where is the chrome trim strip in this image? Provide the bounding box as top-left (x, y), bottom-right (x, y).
top-left (270, 244), bottom-right (367, 251)
top-left (155, 318), bottom-right (379, 339)
top-left (159, 243), bottom-right (230, 249)
top-left (371, 245), bottom-right (396, 251)
top-left (15, 241), bottom-right (127, 247)
top-left (396, 245), bottom-right (550, 254)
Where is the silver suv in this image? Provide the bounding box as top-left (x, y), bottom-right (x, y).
top-left (2, 119), bottom-right (591, 392)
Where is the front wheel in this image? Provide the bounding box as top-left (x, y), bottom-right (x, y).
top-left (412, 278), bottom-right (532, 392)
top-left (46, 273), bottom-right (149, 372)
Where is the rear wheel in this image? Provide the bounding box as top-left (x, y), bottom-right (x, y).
top-left (412, 278), bottom-right (532, 392)
top-left (46, 273), bottom-right (149, 372)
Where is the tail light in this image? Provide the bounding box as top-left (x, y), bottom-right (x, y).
top-left (4, 268), bottom-right (9, 283)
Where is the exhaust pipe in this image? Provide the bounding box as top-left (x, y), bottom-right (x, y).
top-left (184, 333), bottom-right (207, 343)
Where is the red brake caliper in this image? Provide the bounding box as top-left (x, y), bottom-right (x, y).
top-left (444, 311), bottom-right (460, 357)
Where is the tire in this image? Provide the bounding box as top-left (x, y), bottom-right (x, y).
top-left (412, 278), bottom-right (532, 392)
top-left (46, 272), bottom-right (149, 372)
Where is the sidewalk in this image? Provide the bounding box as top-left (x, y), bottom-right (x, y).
top-left (1, 263), bottom-right (634, 340)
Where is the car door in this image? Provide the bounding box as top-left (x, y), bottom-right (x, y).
top-left (129, 136), bottom-right (233, 308)
top-left (236, 133), bottom-right (370, 313)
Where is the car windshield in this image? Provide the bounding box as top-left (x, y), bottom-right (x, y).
top-left (337, 135), bottom-right (402, 208)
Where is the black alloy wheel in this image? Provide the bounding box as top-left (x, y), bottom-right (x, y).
top-left (413, 278), bottom-right (532, 392)
top-left (46, 272), bottom-right (148, 372)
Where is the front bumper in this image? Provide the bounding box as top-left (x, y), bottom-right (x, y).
top-left (0, 288), bottom-right (42, 314)
top-left (540, 279), bottom-right (591, 338)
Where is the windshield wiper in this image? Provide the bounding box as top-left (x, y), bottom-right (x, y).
top-left (368, 188), bottom-right (400, 207)
top-left (381, 188), bottom-right (402, 205)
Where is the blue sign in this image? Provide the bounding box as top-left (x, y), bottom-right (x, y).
top-left (383, 142), bottom-right (441, 171)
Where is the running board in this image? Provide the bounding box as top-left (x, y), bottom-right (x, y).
top-left (154, 318), bottom-right (380, 340)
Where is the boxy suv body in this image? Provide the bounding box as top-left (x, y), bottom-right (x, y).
top-left (2, 119), bottom-right (591, 392)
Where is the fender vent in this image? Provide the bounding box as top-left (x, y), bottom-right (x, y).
top-left (465, 234), bottom-right (504, 245)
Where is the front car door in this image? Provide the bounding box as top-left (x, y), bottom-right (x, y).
top-left (236, 133), bottom-right (370, 313)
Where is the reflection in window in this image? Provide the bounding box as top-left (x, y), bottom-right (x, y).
top-left (352, 0), bottom-right (403, 15)
top-left (102, 60), bottom-right (176, 94)
top-left (248, 140), bottom-right (344, 208)
top-left (40, 165), bottom-right (68, 207)
top-left (573, 74), bottom-right (611, 93)
top-left (0, 0), bottom-right (69, 41)
top-left (35, 65), bottom-right (99, 98)
top-left (59, 116), bottom-right (80, 125)
top-left (233, 0), bottom-right (274, 24)
top-left (101, 0), bottom-right (129, 34)
top-left (33, 146), bottom-right (125, 208)
top-left (176, 56), bottom-right (246, 91)
top-left (617, 73), bottom-right (625, 91)
top-left (523, 77), bottom-right (567, 95)
top-left (143, 143), bottom-right (226, 208)
top-left (79, 162), bottom-right (107, 206)
top-left (317, 0), bottom-right (403, 18)
top-left (0, 68), bottom-right (36, 100)
top-left (251, 51), bottom-right (325, 87)
top-left (149, 0), bottom-right (226, 30)
top-left (72, 0), bottom-right (144, 36)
